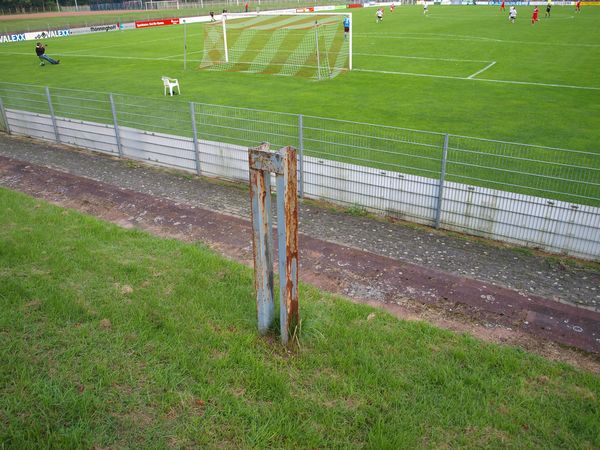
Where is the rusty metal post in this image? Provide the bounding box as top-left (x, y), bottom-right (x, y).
top-left (276, 147), bottom-right (299, 345)
top-left (249, 143), bottom-right (275, 335)
top-left (249, 143), bottom-right (299, 345)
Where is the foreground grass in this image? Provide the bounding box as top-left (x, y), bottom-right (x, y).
top-left (0, 187), bottom-right (599, 448)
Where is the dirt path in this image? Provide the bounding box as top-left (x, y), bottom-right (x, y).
top-left (1, 141), bottom-right (599, 373)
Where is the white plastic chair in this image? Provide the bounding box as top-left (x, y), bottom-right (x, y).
top-left (162, 76), bottom-right (180, 96)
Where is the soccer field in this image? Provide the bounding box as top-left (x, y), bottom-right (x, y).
top-left (0, 6), bottom-right (599, 148)
top-left (0, 5), bottom-right (599, 207)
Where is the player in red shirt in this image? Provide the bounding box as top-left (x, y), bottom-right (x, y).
top-left (390, 2), bottom-right (395, 12)
top-left (500, 0), bottom-right (505, 12)
top-left (531, 6), bottom-right (539, 24)
top-left (575, 0), bottom-right (581, 12)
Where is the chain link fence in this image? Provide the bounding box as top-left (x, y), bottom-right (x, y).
top-left (0, 81), bottom-right (598, 260)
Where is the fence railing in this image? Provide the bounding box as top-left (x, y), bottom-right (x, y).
top-left (0, 82), bottom-right (598, 260)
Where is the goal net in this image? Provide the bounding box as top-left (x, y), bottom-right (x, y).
top-left (145, 0), bottom-right (179, 10)
top-left (199, 12), bottom-right (352, 80)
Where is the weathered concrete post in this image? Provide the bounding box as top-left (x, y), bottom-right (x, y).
top-left (249, 143), bottom-right (299, 345)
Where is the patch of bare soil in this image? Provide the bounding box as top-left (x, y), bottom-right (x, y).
top-left (1, 155), bottom-right (599, 374)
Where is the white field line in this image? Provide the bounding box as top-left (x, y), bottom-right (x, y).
top-left (354, 68), bottom-right (600, 91)
top-left (161, 50), bottom-right (204, 60)
top-left (1, 50), bottom-right (598, 91)
top-left (0, 50), bottom-right (189, 62)
top-left (467, 61), bottom-right (496, 79)
top-left (59, 32), bottom-right (202, 55)
top-left (353, 52), bottom-right (490, 63)
top-left (356, 32), bottom-right (600, 48)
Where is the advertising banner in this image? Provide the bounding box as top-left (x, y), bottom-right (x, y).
top-left (70, 24), bottom-right (119, 35)
top-left (25, 29), bottom-right (70, 40)
top-left (1, 29), bottom-right (70, 43)
top-left (0, 33), bottom-right (26, 43)
top-left (181, 16), bottom-right (211, 24)
top-left (135, 18), bottom-right (180, 29)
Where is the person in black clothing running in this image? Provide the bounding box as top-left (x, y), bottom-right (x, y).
top-left (35, 42), bottom-right (59, 66)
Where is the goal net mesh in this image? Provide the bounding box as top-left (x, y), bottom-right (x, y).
top-left (200, 14), bottom-right (349, 80)
top-left (146, 0), bottom-right (179, 9)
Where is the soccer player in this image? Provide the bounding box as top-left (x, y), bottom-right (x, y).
top-left (423, 1), bottom-right (429, 15)
top-left (343, 16), bottom-right (350, 39)
top-left (545, 0), bottom-right (552, 18)
top-left (500, 0), bottom-right (505, 12)
top-left (390, 3), bottom-right (395, 12)
top-left (575, 0), bottom-right (581, 12)
top-left (209, 11), bottom-right (216, 21)
top-left (35, 42), bottom-right (59, 66)
top-left (245, 1), bottom-right (248, 12)
top-left (531, 6), bottom-right (539, 24)
top-left (509, 6), bottom-right (517, 23)
top-left (376, 8), bottom-right (383, 23)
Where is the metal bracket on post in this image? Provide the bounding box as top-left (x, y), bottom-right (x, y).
top-left (190, 101), bottom-right (201, 176)
top-left (45, 86), bottom-right (60, 143)
top-left (434, 133), bottom-right (449, 229)
top-left (0, 97), bottom-right (10, 135)
top-left (249, 143), bottom-right (299, 345)
top-left (109, 93), bottom-right (123, 158)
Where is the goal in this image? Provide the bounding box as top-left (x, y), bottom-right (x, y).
top-left (199, 12), bottom-right (352, 80)
top-left (145, 0), bottom-right (179, 10)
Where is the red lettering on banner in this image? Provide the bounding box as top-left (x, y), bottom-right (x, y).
top-left (347, 3), bottom-right (363, 8)
top-left (135, 18), bottom-right (180, 28)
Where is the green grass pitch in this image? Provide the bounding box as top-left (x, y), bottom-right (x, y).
top-left (0, 6), bottom-right (599, 146)
top-left (0, 5), bottom-right (599, 204)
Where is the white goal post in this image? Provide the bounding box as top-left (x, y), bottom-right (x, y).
top-left (145, 0), bottom-right (180, 10)
top-left (199, 11), bottom-right (352, 80)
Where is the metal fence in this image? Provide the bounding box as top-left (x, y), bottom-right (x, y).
top-left (0, 81), bottom-right (598, 260)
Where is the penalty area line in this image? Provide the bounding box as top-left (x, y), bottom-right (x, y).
top-left (467, 61), bottom-right (496, 79)
top-left (353, 68), bottom-right (600, 91)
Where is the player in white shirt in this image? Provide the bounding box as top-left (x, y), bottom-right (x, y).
top-left (509, 6), bottom-right (517, 23)
top-left (423, 2), bottom-right (429, 15)
top-left (376, 8), bottom-right (383, 22)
